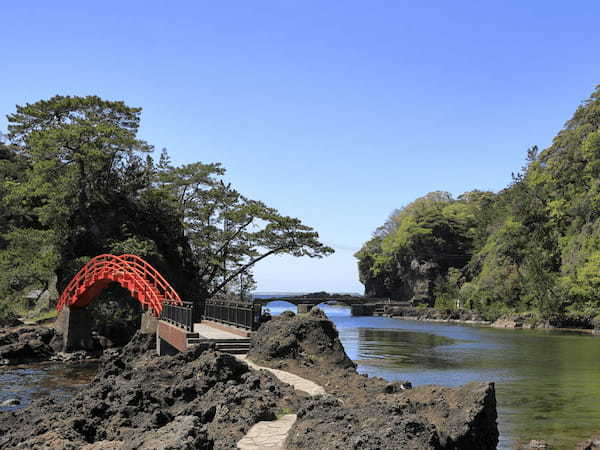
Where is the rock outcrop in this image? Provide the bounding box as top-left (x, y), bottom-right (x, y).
top-left (0, 325), bottom-right (57, 365)
top-left (288, 382), bottom-right (498, 450)
top-left (248, 308), bottom-right (355, 370)
top-left (0, 332), bottom-right (301, 449)
top-left (246, 308), bottom-right (499, 449)
top-left (387, 306), bottom-right (488, 323)
top-left (491, 313), bottom-right (596, 330)
top-left (0, 313), bottom-right (23, 329)
top-left (0, 320), bottom-right (132, 365)
top-left (361, 257), bottom-right (442, 304)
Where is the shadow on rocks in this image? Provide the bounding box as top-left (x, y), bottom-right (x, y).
top-left (0, 331), bottom-right (301, 449)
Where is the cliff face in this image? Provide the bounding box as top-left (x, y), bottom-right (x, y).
top-left (360, 255), bottom-right (443, 304)
top-left (355, 192), bottom-right (475, 305)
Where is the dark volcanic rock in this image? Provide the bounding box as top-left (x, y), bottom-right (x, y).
top-left (247, 308), bottom-right (498, 449)
top-left (0, 325), bottom-right (56, 364)
top-left (287, 395), bottom-right (442, 449)
top-left (286, 380), bottom-right (498, 450)
top-left (247, 307), bottom-right (355, 370)
top-left (0, 313), bottom-right (23, 328)
top-left (388, 306), bottom-right (488, 323)
top-left (0, 332), bottom-right (300, 449)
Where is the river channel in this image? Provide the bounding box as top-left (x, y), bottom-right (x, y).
top-left (268, 302), bottom-right (600, 449)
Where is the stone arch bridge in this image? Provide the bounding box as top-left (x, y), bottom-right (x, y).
top-left (254, 294), bottom-right (388, 314)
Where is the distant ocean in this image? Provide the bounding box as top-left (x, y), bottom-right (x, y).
top-left (252, 292), bottom-right (361, 299)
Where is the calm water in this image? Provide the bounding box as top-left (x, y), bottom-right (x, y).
top-left (3, 304), bottom-right (600, 448)
top-left (267, 301), bottom-right (600, 449)
top-left (0, 361), bottom-right (98, 412)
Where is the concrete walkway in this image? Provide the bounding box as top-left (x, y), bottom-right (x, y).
top-left (193, 323), bottom-right (248, 340)
top-left (236, 356), bottom-right (325, 450)
top-left (237, 356), bottom-right (325, 396)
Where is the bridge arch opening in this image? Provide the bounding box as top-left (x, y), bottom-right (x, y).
top-left (312, 301), bottom-right (352, 317)
top-left (55, 254), bottom-right (183, 351)
top-left (262, 300), bottom-right (297, 316)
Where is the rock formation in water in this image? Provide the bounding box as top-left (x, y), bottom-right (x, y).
top-left (385, 305), bottom-right (488, 323)
top-left (247, 308), bottom-right (355, 370)
top-left (248, 307), bottom-right (499, 449)
top-left (0, 325), bottom-right (58, 365)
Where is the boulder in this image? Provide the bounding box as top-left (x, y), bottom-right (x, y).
top-left (247, 307), bottom-right (355, 370)
top-left (286, 382), bottom-right (498, 449)
top-left (0, 326), bottom-right (56, 364)
top-left (491, 317), bottom-right (524, 329)
top-left (0, 313), bottom-right (23, 329)
top-left (577, 436), bottom-right (600, 449)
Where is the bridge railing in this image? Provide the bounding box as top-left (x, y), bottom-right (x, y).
top-left (203, 299), bottom-right (262, 331)
top-left (160, 301), bottom-right (201, 332)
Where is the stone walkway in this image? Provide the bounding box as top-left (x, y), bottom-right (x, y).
top-left (236, 414), bottom-right (297, 450)
top-left (236, 356), bottom-right (325, 450)
top-left (236, 356), bottom-right (325, 396)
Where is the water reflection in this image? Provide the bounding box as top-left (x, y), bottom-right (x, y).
top-left (4, 301), bottom-right (597, 448)
top-left (0, 361), bottom-right (98, 411)
top-left (266, 302), bottom-right (600, 449)
top-left (356, 328), bottom-right (458, 368)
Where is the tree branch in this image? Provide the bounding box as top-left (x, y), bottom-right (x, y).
top-left (207, 246), bottom-right (288, 297)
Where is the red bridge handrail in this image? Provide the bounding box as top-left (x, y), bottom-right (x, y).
top-left (56, 254), bottom-right (182, 316)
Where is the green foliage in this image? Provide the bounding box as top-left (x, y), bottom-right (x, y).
top-left (0, 228), bottom-right (59, 303)
top-left (357, 85), bottom-right (600, 321)
top-left (155, 157), bottom-right (334, 298)
top-left (433, 268), bottom-right (462, 310)
top-left (355, 190), bottom-right (487, 303)
top-left (0, 95), bottom-right (333, 316)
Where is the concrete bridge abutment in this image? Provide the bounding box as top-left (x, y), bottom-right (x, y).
top-left (140, 310), bottom-right (158, 334)
top-left (297, 304), bottom-right (313, 314)
top-left (54, 306), bottom-right (96, 352)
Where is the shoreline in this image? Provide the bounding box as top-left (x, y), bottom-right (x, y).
top-left (379, 314), bottom-right (492, 326)
top-left (380, 313), bottom-right (598, 335)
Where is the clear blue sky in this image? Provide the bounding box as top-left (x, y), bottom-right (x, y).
top-left (2, 2), bottom-right (599, 293)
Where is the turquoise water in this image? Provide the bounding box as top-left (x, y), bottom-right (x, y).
top-left (266, 301), bottom-right (600, 449)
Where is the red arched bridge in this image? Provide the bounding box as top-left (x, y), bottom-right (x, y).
top-left (54, 254), bottom-right (386, 355)
top-left (55, 254), bottom-right (260, 355)
top-left (56, 254), bottom-right (183, 317)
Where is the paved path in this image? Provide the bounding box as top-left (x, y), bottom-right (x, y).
top-left (193, 323), bottom-right (247, 340)
top-left (237, 414), bottom-right (298, 450)
top-left (236, 355), bottom-right (325, 396)
top-left (236, 356), bottom-right (325, 450)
